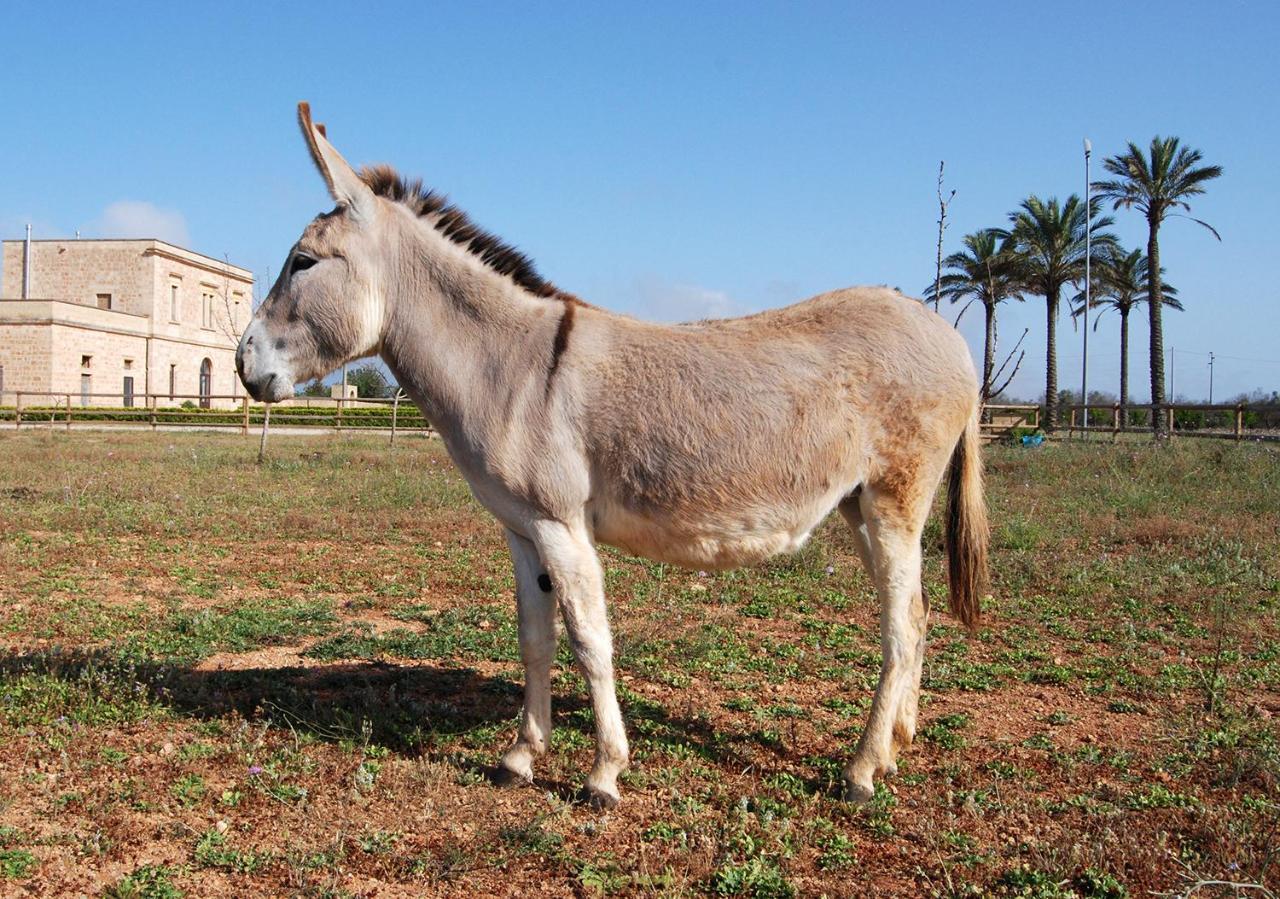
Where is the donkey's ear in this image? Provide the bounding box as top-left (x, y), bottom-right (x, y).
top-left (297, 102), bottom-right (376, 221)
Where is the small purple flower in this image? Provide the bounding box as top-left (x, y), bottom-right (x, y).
top-left (247, 765), bottom-right (264, 776)
top-left (825, 565), bottom-right (835, 576)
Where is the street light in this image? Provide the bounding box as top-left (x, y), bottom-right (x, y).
top-left (1082, 138), bottom-right (1092, 433)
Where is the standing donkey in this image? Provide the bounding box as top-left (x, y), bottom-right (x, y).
top-left (237, 104), bottom-right (989, 808)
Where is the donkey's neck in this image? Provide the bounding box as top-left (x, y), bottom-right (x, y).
top-left (378, 227), bottom-right (565, 453)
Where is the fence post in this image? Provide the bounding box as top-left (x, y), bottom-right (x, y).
top-left (149, 395), bottom-right (157, 431)
top-left (66, 394), bottom-right (73, 431)
top-left (1167, 406), bottom-right (1175, 436)
top-left (14, 393), bottom-right (21, 429)
top-left (336, 395), bottom-right (343, 434)
top-left (1235, 403), bottom-right (1244, 442)
top-left (241, 396), bottom-right (250, 436)
top-left (258, 404), bottom-right (271, 464)
top-left (1112, 403), bottom-right (1120, 443)
top-left (390, 391), bottom-right (400, 446)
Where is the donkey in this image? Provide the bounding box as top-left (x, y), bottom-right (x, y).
top-left (236, 103), bottom-right (989, 809)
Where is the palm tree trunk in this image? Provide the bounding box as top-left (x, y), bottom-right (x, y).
top-left (1044, 289), bottom-right (1059, 431)
top-left (982, 302), bottom-right (996, 410)
top-left (1119, 307), bottom-right (1129, 430)
top-left (1147, 219), bottom-right (1168, 439)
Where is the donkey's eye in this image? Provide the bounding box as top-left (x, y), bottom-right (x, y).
top-left (290, 254), bottom-right (318, 275)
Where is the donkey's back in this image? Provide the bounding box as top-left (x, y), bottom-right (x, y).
top-left (578, 287), bottom-right (978, 569)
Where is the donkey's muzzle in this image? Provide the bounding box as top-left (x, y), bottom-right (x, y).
top-left (237, 320), bottom-right (294, 403)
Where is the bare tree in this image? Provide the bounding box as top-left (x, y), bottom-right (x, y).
top-left (933, 161), bottom-right (956, 314)
top-left (213, 254), bottom-right (250, 344)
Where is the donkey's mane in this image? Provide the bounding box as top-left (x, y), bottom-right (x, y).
top-left (360, 164), bottom-right (573, 302)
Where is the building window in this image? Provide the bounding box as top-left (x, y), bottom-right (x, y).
top-left (123, 359), bottom-right (133, 370)
top-left (199, 358), bottom-right (212, 408)
top-left (123, 376), bottom-right (135, 408)
top-left (171, 284), bottom-right (180, 322)
top-left (81, 355), bottom-right (92, 369)
top-left (80, 374), bottom-right (91, 406)
top-left (0, 365), bottom-right (4, 399)
top-left (169, 364), bottom-right (177, 400)
top-left (201, 292), bottom-right (214, 329)
top-left (96, 293), bottom-right (112, 310)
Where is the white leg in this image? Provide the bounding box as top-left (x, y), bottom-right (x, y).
top-left (531, 519), bottom-right (629, 808)
top-left (842, 489), bottom-right (928, 803)
top-left (841, 494), bottom-right (928, 750)
top-left (496, 529), bottom-right (557, 786)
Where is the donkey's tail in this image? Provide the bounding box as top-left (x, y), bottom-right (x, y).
top-left (945, 409), bottom-right (989, 631)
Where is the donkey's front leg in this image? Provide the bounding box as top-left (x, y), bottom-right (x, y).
top-left (533, 519), bottom-right (629, 808)
top-left (496, 530), bottom-right (557, 787)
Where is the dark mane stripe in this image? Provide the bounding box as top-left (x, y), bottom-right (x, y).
top-left (360, 164), bottom-right (574, 302)
top-left (547, 299), bottom-right (576, 389)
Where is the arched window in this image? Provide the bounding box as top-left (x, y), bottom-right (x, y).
top-left (199, 358), bottom-right (212, 409)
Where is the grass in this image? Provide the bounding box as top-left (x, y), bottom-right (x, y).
top-left (0, 430), bottom-right (1277, 896)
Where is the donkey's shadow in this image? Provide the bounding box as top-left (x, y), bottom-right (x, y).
top-left (0, 647), bottom-right (758, 800)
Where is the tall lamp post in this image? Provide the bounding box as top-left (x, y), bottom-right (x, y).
top-left (1081, 138), bottom-right (1092, 433)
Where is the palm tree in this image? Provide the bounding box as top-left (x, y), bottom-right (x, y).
top-left (1072, 248), bottom-right (1180, 421)
top-left (1092, 137), bottom-right (1222, 438)
top-left (924, 229), bottom-right (1022, 407)
top-left (1004, 195), bottom-right (1115, 431)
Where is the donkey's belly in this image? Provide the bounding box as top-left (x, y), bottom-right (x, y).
top-left (589, 493), bottom-right (841, 570)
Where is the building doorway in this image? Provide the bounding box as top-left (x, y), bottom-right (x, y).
top-left (198, 358), bottom-right (211, 409)
top-left (123, 376), bottom-right (135, 408)
top-left (199, 358), bottom-right (212, 409)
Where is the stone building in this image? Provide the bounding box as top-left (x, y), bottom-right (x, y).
top-left (0, 238), bottom-right (253, 408)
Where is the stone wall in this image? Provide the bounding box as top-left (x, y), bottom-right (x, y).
top-left (1, 240), bottom-right (151, 315)
top-left (0, 323), bottom-right (53, 400)
top-left (49, 325), bottom-right (149, 406)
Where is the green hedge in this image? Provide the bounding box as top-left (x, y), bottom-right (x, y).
top-left (0, 404), bottom-right (430, 429)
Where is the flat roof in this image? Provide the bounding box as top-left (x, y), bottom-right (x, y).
top-left (3, 238), bottom-right (254, 279)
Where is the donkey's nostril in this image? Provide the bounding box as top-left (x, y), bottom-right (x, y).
top-left (246, 335), bottom-right (254, 346)
top-left (275, 339), bottom-right (286, 350)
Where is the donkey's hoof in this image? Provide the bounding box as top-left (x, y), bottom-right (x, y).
top-left (579, 786), bottom-right (620, 810)
top-left (492, 765), bottom-right (533, 789)
top-left (842, 779), bottom-right (875, 805)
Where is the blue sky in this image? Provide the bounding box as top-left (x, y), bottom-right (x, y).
top-left (4, 1), bottom-right (1277, 400)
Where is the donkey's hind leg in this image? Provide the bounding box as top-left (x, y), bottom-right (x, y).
top-left (839, 484), bottom-right (932, 803)
top-left (497, 530), bottom-right (558, 787)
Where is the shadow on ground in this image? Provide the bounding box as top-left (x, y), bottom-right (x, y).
top-left (0, 646), bottom-right (767, 794)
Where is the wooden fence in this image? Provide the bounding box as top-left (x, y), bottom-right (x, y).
top-left (2, 391), bottom-right (433, 444)
top-left (1063, 402), bottom-right (1280, 442)
top-left (980, 401), bottom-right (1280, 443)
top-left (5, 391), bottom-right (1278, 446)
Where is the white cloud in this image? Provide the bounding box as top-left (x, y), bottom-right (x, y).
top-left (631, 276), bottom-right (736, 323)
top-left (93, 201), bottom-right (190, 246)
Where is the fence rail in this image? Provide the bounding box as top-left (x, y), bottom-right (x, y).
top-left (5, 391), bottom-right (1278, 445)
top-left (978, 401), bottom-right (1280, 443)
top-left (1, 391), bottom-right (433, 443)
top-left (1063, 402), bottom-right (1280, 442)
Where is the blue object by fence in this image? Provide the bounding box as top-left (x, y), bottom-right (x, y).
top-left (1020, 434), bottom-right (1045, 447)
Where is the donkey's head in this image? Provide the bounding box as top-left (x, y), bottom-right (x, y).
top-left (237, 103), bottom-right (393, 402)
